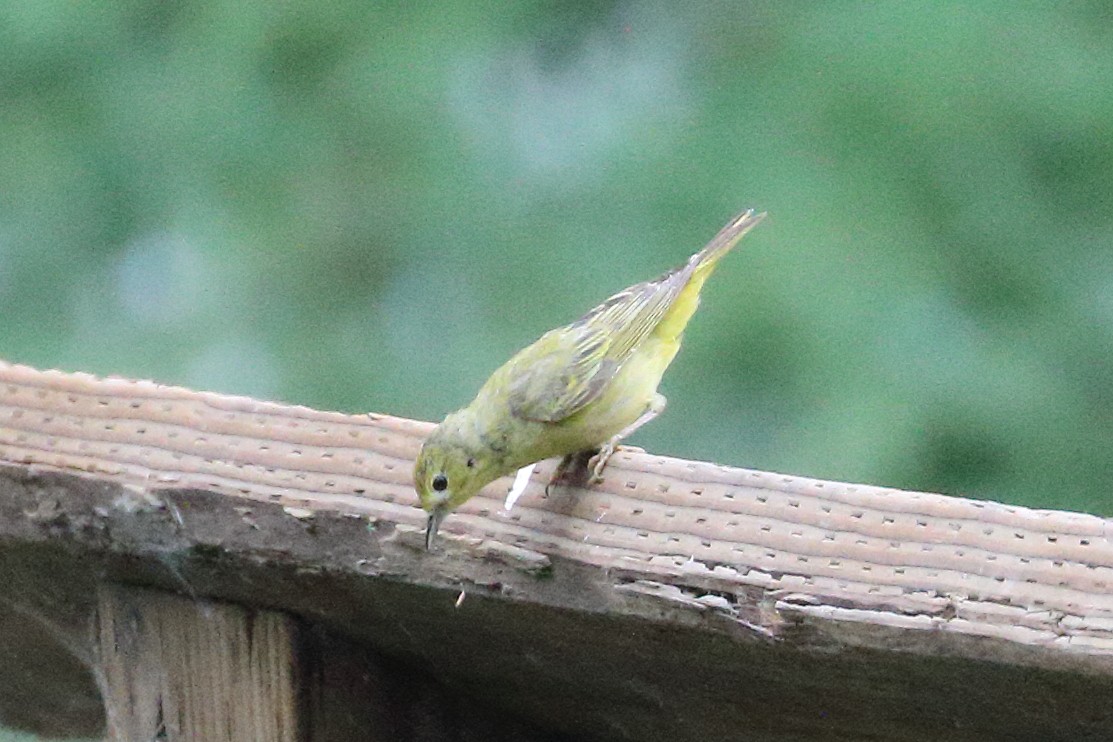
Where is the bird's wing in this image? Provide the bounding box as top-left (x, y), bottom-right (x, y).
top-left (506, 210), bottom-right (764, 424)
top-left (507, 272), bottom-right (684, 423)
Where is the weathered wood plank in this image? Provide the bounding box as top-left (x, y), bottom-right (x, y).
top-left (97, 584), bottom-right (300, 741)
top-left (1, 359), bottom-right (1112, 741)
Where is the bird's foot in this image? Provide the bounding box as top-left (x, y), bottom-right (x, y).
top-left (545, 453), bottom-right (577, 495)
top-left (587, 442), bottom-right (616, 483)
top-left (583, 394), bottom-right (663, 483)
top-left (547, 441), bottom-right (639, 493)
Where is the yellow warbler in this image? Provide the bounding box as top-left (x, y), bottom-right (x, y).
top-left (415, 209), bottom-right (766, 547)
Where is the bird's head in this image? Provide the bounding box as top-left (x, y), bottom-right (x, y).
top-left (413, 414), bottom-right (492, 549)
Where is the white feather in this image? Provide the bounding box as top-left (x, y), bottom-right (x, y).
top-left (504, 462), bottom-right (537, 511)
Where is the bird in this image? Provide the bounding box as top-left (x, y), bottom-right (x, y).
top-left (414, 209), bottom-right (766, 548)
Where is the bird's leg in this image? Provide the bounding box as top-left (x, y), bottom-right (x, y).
top-left (546, 452), bottom-right (586, 495)
top-left (587, 394), bottom-right (667, 482)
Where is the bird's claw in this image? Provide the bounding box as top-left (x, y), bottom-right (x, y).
top-left (546, 440), bottom-right (628, 493)
top-left (545, 453), bottom-right (576, 495)
top-left (587, 442), bottom-right (616, 483)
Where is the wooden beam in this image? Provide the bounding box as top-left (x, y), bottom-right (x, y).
top-left (97, 584), bottom-right (300, 742)
top-left (1, 359), bottom-right (1112, 740)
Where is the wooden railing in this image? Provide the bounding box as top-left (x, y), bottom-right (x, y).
top-left (0, 359), bottom-right (1110, 741)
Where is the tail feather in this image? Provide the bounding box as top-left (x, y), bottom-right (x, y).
top-left (688, 209), bottom-right (767, 279)
top-left (652, 209), bottom-right (766, 343)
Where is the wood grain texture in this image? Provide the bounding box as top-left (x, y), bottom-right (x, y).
top-left (98, 584), bottom-right (300, 742)
top-left (2, 359), bottom-right (1110, 659)
top-left (1, 358), bottom-right (1112, 740)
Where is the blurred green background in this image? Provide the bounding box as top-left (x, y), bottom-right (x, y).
top-left (3, 0), bottom-right (1113, 524)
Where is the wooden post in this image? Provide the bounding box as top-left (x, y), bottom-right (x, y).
top-left (97, 584), bottom-right (301, 742)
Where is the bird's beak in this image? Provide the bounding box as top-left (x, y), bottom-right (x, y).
top-left (425, 508), bottom-right (445, 551)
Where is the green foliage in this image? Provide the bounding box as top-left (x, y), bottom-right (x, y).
top-left (2, 2), bottom-right (1112, 515)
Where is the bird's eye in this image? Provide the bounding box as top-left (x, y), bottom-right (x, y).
top-left (466, 457), bottom-right (476, 469)
top-left (432, 474), bottom-right (448, 492)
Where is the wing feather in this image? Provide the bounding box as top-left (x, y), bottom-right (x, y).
top-left (508, 272), bottom-right (684, 422)
top-left (506, 210), bottom-right (763, 423)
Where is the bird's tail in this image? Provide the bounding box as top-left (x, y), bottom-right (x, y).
top-left (652, 209), bottom-right (766, 343)
top-left (688, 209), bottom-right (766, 282)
